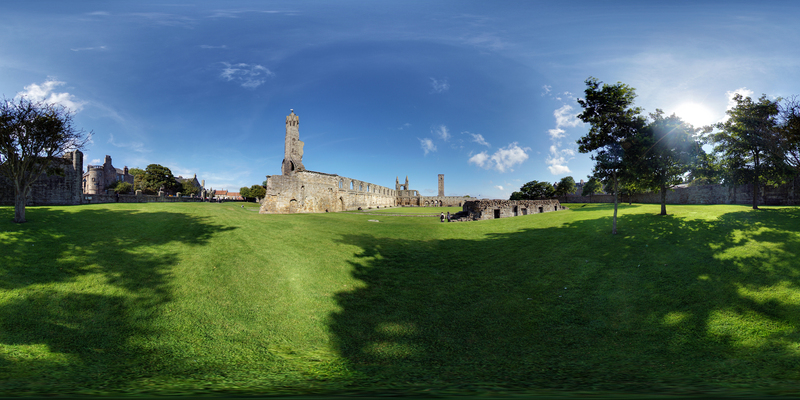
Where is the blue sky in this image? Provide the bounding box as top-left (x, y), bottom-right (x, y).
top-left (2, 1), bottom-right (799, 198)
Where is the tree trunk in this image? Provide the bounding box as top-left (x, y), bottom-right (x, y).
top-left (612, 172), bottom-right (619, 235)
top-left (14, 186), bottom-right (28, 223)
top-left (660, 182), bottom-right (667, 215)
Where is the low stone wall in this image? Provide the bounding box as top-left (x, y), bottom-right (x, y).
top-left (260, 170), bottom-right (396, 213)
top-left (454, 199), bottom-right (566, 221)
top-left (82, 193), bottom-right (205, 204)
top-left (560, 179), bottom-right (800, 206)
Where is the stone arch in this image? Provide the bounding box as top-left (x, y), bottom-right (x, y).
top-left (350, 181), bottom-right (354, 190)
top-left (289, 199), bottom-right (298, 213)
top-left (359, 183), bottom-right (363, 191)
top-left (339, 179), bottom-right (343, 189)
top-left (339, 197), bottom-right (345, 211)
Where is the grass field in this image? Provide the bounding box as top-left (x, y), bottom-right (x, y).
top-left (2, 202), bottom-right (800, 397)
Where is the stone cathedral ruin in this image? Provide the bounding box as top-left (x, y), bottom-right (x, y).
top-left (259, 110), bottom-right (470, 214)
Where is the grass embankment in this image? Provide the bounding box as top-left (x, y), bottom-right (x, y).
top-left (1, 202), bottom-right (800, 396)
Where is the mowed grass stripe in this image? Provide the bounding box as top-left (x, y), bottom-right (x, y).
top-left (1, 202), bottom-right (800, 396)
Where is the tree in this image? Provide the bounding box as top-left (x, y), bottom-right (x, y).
top-left (249, 184), bottom-right (266, 200)
top-left (140, 164), bottom-right (179, 195)
top-left (577, 77), bottom-right (646, 234)
top-left (713, 94), bottom-right (788, 209)
top-left (635, 111), bottom-right (702, 215)
top-left (581, 176), bottom-right (602, 202)
top-left (0, 97), bottom-right (90, 223)
top-left (129, 167), bottom-right (145, 192)
top-left (239, 186), bottom-right (251, 200)
top-left (778, 96), bottom-right (800, 173)
top-left (511, 180), bottom-right (555, 200)
top-left (553, 176), bottom-right (576, 197)
top-left (181, 179), bottom-right (199, 197)
top-left (114, 182), bottom-right (133, 194)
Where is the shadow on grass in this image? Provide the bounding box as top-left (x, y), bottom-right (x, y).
top-left (0, 206), bottom-right (235, 394)
top-left (329, 207), bottom-right (800, 395)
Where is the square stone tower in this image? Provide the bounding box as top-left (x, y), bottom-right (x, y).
top-left (438, 174), bottom-right (444, 197)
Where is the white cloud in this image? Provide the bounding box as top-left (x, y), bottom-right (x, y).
top-left (541, 85), bottom-right (551, 96)
top-left (548, 128), bottom-right (565, 140)
top-left (554, 104), bottom-right (581, 129)
top-left (464, 131), bottom-right (490, 147)
top-left (430, 77), bottom-right (449, 93)
top-left (419, 138), bottom-right (436, 155)
top-left (91, 158), bottom-right (102, 164)
top-left (398, 123), bottom-right (411, 130)
top-left (469, 142), bottom-right (529, 173)
top-left (469, 151), bottom-right (489, 168)
top-left (726, 87), bottom-right (754, 110)
top-left (220, 62), bottom-right (274, 88)
top-left (71, 46), bottom-right (107, 52)
top-left (546, 146), bottom-right (575, 175)
top-left (16, 78), bottom-right (86, 112)
top-left (433, 125), bottom-right (450, 141)
top-left (108, 133), bottom-right (150, 153)
top-left (495, 185), bottom-right (504, 191)
top-left (200, 45), bottom-right (227, 49)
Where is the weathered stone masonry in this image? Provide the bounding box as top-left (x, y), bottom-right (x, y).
top-left (452, 199), bottom-right (566, 221)
top-left (0, 150), bottom-right (83, 206)
top-left (260, 110), bottom-right (396, 213)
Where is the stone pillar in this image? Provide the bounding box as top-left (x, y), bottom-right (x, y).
top-left (438, 174), bottom-right (444, 197)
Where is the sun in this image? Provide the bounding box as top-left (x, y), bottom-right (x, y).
top-left (673, 102), bottom-right (716, 128)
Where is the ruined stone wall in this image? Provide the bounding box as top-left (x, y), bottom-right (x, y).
top-left (560, 179), bottom-right (800, 206)
top-left (260, 170), bottom-right (396, 213)
top-left (82, 192), bottom-right (205, 204)
top-left (419, 196), bottom-right (470, 207)
top-left (0, 151), bottom-right (83, 206)
top-left (458, 199), bottom-right (565, 221)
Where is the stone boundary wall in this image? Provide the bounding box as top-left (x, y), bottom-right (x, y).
top-left (260, 170), bottom-right (396, 213)
top-left (0, 151), bottom-right (83, 206)
top-left (82, 193), bottom-right (205, 204)
top-left (560, 179), bottom-right (800, 206)
top-left (455, 199), bottom-right (566, 221)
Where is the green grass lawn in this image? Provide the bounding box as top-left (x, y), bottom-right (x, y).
top-left (2, 202), bottom-right (800, 397)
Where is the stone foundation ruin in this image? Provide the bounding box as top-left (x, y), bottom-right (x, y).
top-left (451, 199), bottom-right (566, 221)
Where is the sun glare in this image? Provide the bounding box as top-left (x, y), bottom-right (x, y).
top-left (673, 102), bottom-right (716, 128)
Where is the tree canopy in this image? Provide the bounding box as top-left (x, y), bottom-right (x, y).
top-left (553, 176), bottom-right (576, 197)
top-left (577, 77), bottom-right (646, 233)
top-left (140, 164), bottom-right (180, 195)
top-left (0, 97), bottom-right (90, 222)
top-left (581, 176), bottom-right (603, 201)
top-left (510, 180), bottom-right (555, 200)
top-left (713, 94), bottom-right (788, 209)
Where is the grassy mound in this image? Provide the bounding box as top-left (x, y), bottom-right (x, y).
top-left (1, 202), bottom-right (799, 397)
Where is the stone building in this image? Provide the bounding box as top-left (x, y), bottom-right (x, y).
top-left (260, 110), bottom-right (397, 213)
top-left (0, 150), bottom-right (84, 206)
top-left (395, 174), bottom-right (470, 207)
top-left (452, 199), bottom-right (566, 221)
top-left (83, 155), bottom-right (133, 194)
top-left (176, 174), bottom-right (203, 196)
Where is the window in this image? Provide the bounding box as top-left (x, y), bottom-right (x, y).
top-left (359, 184), bottom-right (363, 191)
top-left (339, 179), bottom-right (343, 189)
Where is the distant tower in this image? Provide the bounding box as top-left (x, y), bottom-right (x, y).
top-left (281, 109), bottom-right (305, 175)
top-left (438, 174), bottom-right (444, 197)
top-left (396, 176), bottom-right (400, 191)
top-left (404, 175), bottom-right (409, 191)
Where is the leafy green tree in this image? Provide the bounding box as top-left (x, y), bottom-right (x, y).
top-left (581, 176), bottom-right (602, 202)
top-left (509, 191), bottom-right (525, 200)
top-left (239, 186), bottom-right (251, 200)
top-left (577, 77), bottom-right (646, 234)
top-left (635, 111), bottom-right (702, 215)
top-left (687, 150), bottom-right (723, 186)
top-left (249, 184), bottom-right (266, 200)
top-left (262, 179), bottom-right (268, 187)
top-left (0, 97), bottom-right (90, 223)
top-left (553, 176), bottom-right (576, 197)
top-left (114, 182), bottom-right (133, 194)
top-left (779, 96), bottom-right (800, 172)
top-left (128, 167), bottom-right (145, 192)
top-left (713, 94), bottom-right (788, 209)
top-left (141, 164), bottom-right (179, 195)
top-left (522, 180), bottom-right (555, 199)
top-left (181, 179), bottom-right (199, 196)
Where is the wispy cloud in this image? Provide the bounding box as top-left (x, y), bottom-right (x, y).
top-left (430, 77), bottom-right (450, 94)
top-left (88, 11), bottom-right (109, 16)
top-left (220, 62), bottom-right (274, 88)
top-left (207, 10), bottom-right (284, 18)
top-left (200, 45), bottom-right (227, 49)
top-left (464, 131), bottom-right (490, 147)
top-left (469, 142), bottom-right (529, 173)
top-left (16, 78), bottom-right (86, 112)
top-left (545, 103), bottom-right (581, 175)
top-left (71, 45), bottom-right (107, 52)
top-left (419, 138), bottom-right (437, 155)
top-left (108, 133), bottom-right (150, 153)
top-left (726, 87), bottom-right (754, 110)
top-left (433, 124), bottom-right (450, 141)
top-left (129, 12), bottom-right (196, 28)
top-left (398, 123), bottom-right (411, 130)
top-left (541, 85), bottom-right (551, 96)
